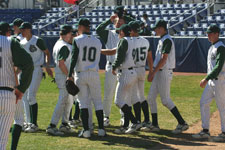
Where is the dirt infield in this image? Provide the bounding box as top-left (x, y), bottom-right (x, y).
top-left (153, 111), bottom-right (225, 150)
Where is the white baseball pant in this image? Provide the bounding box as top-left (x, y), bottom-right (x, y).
top-left (114, 69), bottom-right (137, 108)
top-left (75, 71), bottom-right (103, 111)
top-left (50, 75), bottom-right (74, 125)
top-left (148, 69), bottom-right (175, 113)
top-left (14, 100), bottom-right (24, 126)
top-left (103, 63), bottom-right (117, 117)
top-left (0, 90), bottom-right (16, 150)
top-left (200, 80), bottom-right (225, 132)
top-left (131, 67), bottom-right (146, 105)
top-left (22, 66), bottom-right (42, 123)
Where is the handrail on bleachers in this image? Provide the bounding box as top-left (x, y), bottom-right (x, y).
top-left (169, 2), bottom-right (214, 35)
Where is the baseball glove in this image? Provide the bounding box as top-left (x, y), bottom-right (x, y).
top-left (65, 80), bottom-right (80, 96)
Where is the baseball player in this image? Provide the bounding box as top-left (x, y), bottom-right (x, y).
top-left (0, 22), bottom-right (33, 150)
top-left (10, 18), bottom-right (24, 41)
top-left (46, 25), bottom-right (75, 136)
top-left (192, 24), bottom-right (225, 142)
top-left (128, 21), bottom-right (152, 128)
top-left (19, 22), bottom-right (53, 133)
top-left (146, 20), bottom-right (188, 134)
top-left (9, 18), bottom-right (27, 150)
top-left (68, 18), bottom-right (106, 138)
top-left (96, 7), bottom-right (133, 126)
top-left (111, 24), bottom-right (141, 134)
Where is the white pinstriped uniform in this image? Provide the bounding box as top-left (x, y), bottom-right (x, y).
top-left (74, 34), bottom-right (103, 111)
top-left (103, 30), bottom-right (119, 117)
top-left (200, 41), bottom-right (225, 132)
top-left (148, 34), bottom-right (176, 113)
top-left (114, 37), bottom-right (137, 108)
top-left (51, 39), bottom-right (74, 125)
top-left (131, 36), bottom-right (150, 105)
top-left (0, 36), bottom-right (17, 150)
top-left (20, 35), bottom-right (44, 123)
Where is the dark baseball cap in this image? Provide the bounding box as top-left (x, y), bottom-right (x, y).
top-left (10, 18), bottom-right (24, 27)
top-left (206, 24), bottom-right (220, 33)
top-left (116, 24), bottom-right (131, 35)
top-left (0, 22), bottom-right (10, 33)
top-left (19, 22), bottom-right (32, 29)
top-left (152, 19), bottom-right (167, 30)
top-left (77, 18), bottom-right (90, 27)
top-left (128, 21), bottom-right (140, 31)
top-left (114, 6), bottom-right (124, 14)
top-left (60, 24), bottom-right (72, 35)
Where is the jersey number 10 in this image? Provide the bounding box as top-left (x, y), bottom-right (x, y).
top-left (82, 46), bottom-right (97, 62)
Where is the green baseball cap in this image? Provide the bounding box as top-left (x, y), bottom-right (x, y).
top-left (116, 24), bottom-right (131, 35)
top-left (19, 22), bottom-right (32, 29)
top-left (10, 18), bottom-right (24, 27)
top-left (0, 22), bottom-right (10, 33)
top-left (152, 19), bottom-right (167, 30)
top-left (77, 18), bottom-right (90, 27)
top-left (60, 24), bottom-right (72, 35)
top-left (128, 21), bottom-right (140, 31)
top-left (206, 24), bottom-right (220, 33)
top-left (114, 6), bottom-right (124, 14)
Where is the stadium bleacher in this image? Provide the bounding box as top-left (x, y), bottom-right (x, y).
top-left (34, 3), bottom-right (211, 37)
top-left (0, 9), bottom-right (44, 23)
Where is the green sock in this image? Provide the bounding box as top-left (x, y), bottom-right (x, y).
top-left (73, 101), bottom-right (80, 120)
top-left (133, 102), bottom-right (141, 122)
top-left (121, 104), bottom-right (137, 124)
top-left (95, 110), bottom-right (104, 129)
top-left (29, 105), bottom-right (33, 124)
top-left (80, 108), bottom-right (89, 130)
top-left (11, 124), bottom-right (22, 150)
top-left (170, 106), bottom-right (185, 125)
top-left (151, 113), bottom-right (158, 126)
top-left (31, 103), bottom-right (38, 125)
top-left (141, 100), bottom-right (150, 122)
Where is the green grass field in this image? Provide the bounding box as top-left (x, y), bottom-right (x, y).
top-left (7, 73), bottom-right (217, 150)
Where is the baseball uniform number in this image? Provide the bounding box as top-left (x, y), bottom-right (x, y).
top-left (82, 46), bottom-right (97, 62)
top-left (133, 47), bottom-right (147, 62)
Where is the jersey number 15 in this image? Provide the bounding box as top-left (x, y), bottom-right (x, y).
top-left (132, 47), bottom-right (147, 62)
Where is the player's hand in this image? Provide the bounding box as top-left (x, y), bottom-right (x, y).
top-left (148, 72), bottom-right (154, 82)
top-left (110, 14), bottom-right (118, 23)
top-left (200, 78), bottom-right (208, 88)
top-left (14, 88), bottom-right (23, 104)
top-left (46, 67), bottom-right (53, 78)
top-left (67, 77), bottom-right (74, 81)
top-left (112, 69), bottom-right (117, 75)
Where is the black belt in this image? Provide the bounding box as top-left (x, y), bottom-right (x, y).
top-left (119, 67), bottom-right (133, 73)
top-left (215, 78), bottom-right (218, 80)
top-left (159, 68), bottom-right (173, 71)
top-left (108, 62), bottom-right (112, 65)
top-left (0, 87), bottom-right (14, 92)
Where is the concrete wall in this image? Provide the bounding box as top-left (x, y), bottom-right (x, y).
top-left (8, 0), bottom-right (34, 9)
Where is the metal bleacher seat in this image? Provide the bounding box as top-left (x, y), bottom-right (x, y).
top-left (152, 4), bottom-right (159, 10)
top-left (197, 31), bottom-right (203, 36)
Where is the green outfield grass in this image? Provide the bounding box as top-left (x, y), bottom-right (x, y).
top-left (7, 73), bottom-right (217, 150)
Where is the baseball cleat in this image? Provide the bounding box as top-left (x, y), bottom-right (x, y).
top-left (46, 126), bottom-right (64, 136)
top-left (125, 123), bottom-right (142, 134)
top-left (104, 117), bottom-right (110, 127)
top-left (59, 124), bottom-right (75, 133)
top-left (141, 125), bottom-right (160, 132)
top-left (120, 117), bottom-right (124, 126)
top-left (78, 129), bottom-right (91, 138)
top-left (172, 122), bottom-right (189, 134)
top-left (68, 120), bottom-right (78, 129)
top-left (114, 127), bottom-right (128, 134)
top-left (141, 121), bottom-right (152, 128)
top-left (22, 123), bottom-right (29, 131)
top-left (74, 119), bottom-right (82, 126)
top-left (212, 133), bottom-right (225, 142)
top-left (24, 124), bottom-right (39, 133)
top-left (192, 130), bottom-right (210, 139)
top-left (98, 129), bottom-right (106, 137)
